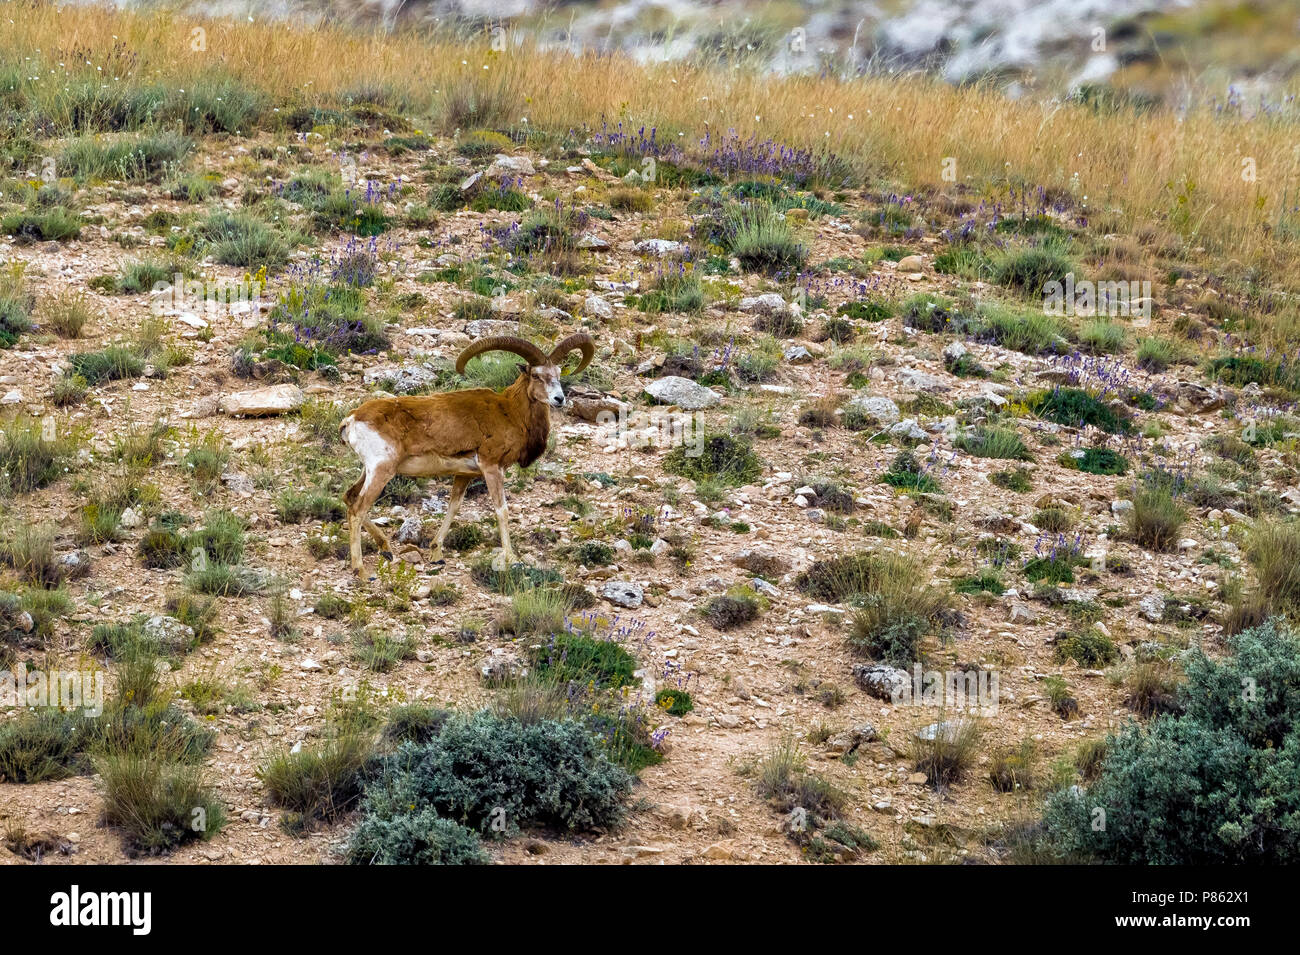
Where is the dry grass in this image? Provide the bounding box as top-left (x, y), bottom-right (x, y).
top-left (5, 4), bottom-right (1300, 293)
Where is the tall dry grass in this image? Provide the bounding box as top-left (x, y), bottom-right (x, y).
top-left (4, 2), bottom-right (1300, 286)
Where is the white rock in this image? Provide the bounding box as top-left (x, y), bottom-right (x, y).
top-left (219, 384), bottom-right (304, 417)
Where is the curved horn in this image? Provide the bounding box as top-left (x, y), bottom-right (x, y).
top-left (455, 335), bottom-right (547, 374)
top-left (548, 332), bottom-right (595, 376)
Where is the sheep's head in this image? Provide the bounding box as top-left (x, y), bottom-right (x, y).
top-left (455, 333), bottom-right (595, 408)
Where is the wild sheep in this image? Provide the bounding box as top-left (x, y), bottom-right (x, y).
top-left (339, 333), bottom-right (594, 575)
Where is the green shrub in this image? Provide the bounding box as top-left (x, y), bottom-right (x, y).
top-left (723, 202), bottom-right (807, 274)
top-left (358, 711), bottom-right (632, 837)
top-left (96, 753), bottom-right (224, 855)
top-left (0, 264), bottom-right (34, 347)
top-left (639, 270), bottom-right (704, 313)
top-left (1041, 620), bottom-right (1300, 863)
top-left (795, 551), bottom-right (882, 601)
top-left (1063, 446), bottom-right (1128, 475)
top-left (1127, 484), bottom-right (1187, 552)
top-left (469, 560), bottom-right (563, 593)
top-left (1023, 549), bottom-right (1084, 585)
top-left (1078, 319), bottom-right (1126, 354)
top-left (848, 555), bottom-right (952, 663)
top-left (910, 719), bottom-right (982, 790)
top-left (954, 570), bottom-right (1004, 595)
top-left (530, 632), bottom-right (639, 690)
top-left (260, 733), bottom-right (374, 826)
top-left (990, 467), bottom-right (1033, 492)
top-left (185, 564), bottom-right (265, 597)
top-left (499, 586), bottom-right (568, 637)
top-left (0, 414), bottom-right (77, 493)
top-left (663, 433), bottom-right (762, 486)
top-left (901, 294), bottom-right (979, 334)
top-left (704, 590), bottom-right (761, 630)
top-left (1027, 387), bottom-right (1130, 434)
top-left (655, 688), bottom-right (694, 716)
top-left (993, 243), bottom-right (1074, 293)
top-left (1136, 337), bottom-right (1177, 372)
top-left (977, 305), bottom-right (1069, 355)
top-left (1033, 507), bottom-right (1074, 534)
top-left (2, 206), bottom-right (82, 242)
top-left (1053, 629), bottom-right (1118, 667)
top-left (0, 709), bottom-right (94, 783)
top-left (0, 522), bottom-right (65, 587)
top-left (60, 131), bottom-right (193, 182)
top-left (382, 705), bottom-right (453, 747)
top-left (346, 808), bottom-right (489, 865)
top-left (197, 209), bottom-right (292, 269)
top-left (275, 488), bottom-right (345, 524)
top-left (351, 627), bottom-right (416, 673)
top-left (989, 739), bottom-right (1037, 792)
top-left (68, 345), bottom-right (146, 384)
top-left (754, 732), bottom-right (845, 819)
top-left (955, 425), bottom-right (1031, 460)
top-left (879, 449), bottom-right (942, 492)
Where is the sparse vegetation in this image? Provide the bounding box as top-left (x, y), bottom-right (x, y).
top-left (2, 0), bottom-right (1298, 871)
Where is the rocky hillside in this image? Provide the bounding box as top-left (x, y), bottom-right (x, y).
top-left (2, 3), bottom-right (1300, 866)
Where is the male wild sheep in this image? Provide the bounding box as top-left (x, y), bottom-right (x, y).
top-left (339, 333), bottom-right (594, 574)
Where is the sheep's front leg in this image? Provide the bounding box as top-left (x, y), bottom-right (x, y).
top-left (481, 465), bottom-right (516, 570)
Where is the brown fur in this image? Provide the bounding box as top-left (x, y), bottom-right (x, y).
top-left (347, 374), bottom-right (547, 472)
top-left (340, 367), bottom-right (561, 574)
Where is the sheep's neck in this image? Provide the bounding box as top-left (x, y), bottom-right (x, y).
top-left (504, 375), bottom-right (550, 469)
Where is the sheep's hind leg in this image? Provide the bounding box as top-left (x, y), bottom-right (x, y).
top-left (429, 475), bottom-right (471, 564)
top-left (349, 462), bottom-right (396, 574)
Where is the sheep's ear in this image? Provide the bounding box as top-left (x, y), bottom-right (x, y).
top-left (517, 362), bottom-right (530, 375)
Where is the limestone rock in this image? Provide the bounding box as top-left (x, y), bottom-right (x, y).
top-left (644, 376), bottom-right (721, 410)
top-left (602, 580), bottom-right (644, 608)
top-left (853, 664), bottom-right (909, 701)
top-left (219, 384), bottom-right (304, 417)
top-left (843, 394), bottom-right (900, 427)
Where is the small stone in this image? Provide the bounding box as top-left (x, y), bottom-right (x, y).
top-left (633, 239), bottom-right (686, 258)
top-left (602, 580), bottom-right (644, 608)
top-left (219, 384), bottom-right (304, 417)
top-left (1009, 601), bottom-right (1038, 624)
top-left (853, 664), bottom-right (909, 701)
top-left (738, 293), bottom-right (789, 316)
top-left (485, 154), bottom-right (535, 179)
top-left (895, 368), bottom-right (949, 393)
top-left (584, 295), bottom-right (613, 321)
top-left (644, 376), bottom-right (721, 410)
top-left (141, 615), bottom-right (195, 656)
top-left (732, 547), bottom-right (790, 577)
top-left (1138, 593), bottom-right (1165, 623)
top-left (842, 394), bottom-right (900, 427)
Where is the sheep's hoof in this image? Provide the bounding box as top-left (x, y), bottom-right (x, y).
top-left (490, 551), bottom-right (517, 572)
